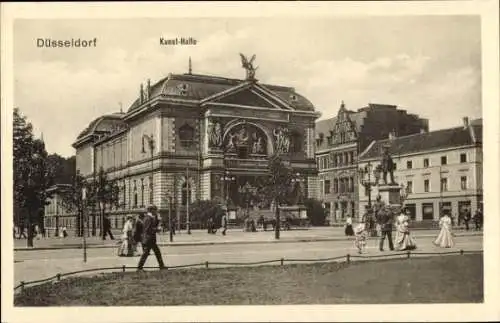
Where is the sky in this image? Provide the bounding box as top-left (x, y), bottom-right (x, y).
top-left (13, 16), bottom-right (482, 157)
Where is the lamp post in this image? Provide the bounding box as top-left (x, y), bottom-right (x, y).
top-left (141, 134), bottom-right (155, 205)
top-left (166, 194), bottom-right (174, 242)
top-left (358, 162), bottom-right (378, 236)
top-left (358, 162), bottom-right (374, 209)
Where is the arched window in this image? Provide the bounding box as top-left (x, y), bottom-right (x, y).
top-left (140, 178), bottom-right (145, 207)
top-left (179, 124), bottom-right (195, 148)
top-left (133, 180), bottom-right (138, 208)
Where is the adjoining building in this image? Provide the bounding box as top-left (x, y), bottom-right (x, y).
top-left (314, 102), bottom-right (429, 224)
top-left (66, 57), bottom-right (320, 234)
top-left (358, 117), bottom-right (482, 222)
top-left (43, 184), bottom-right (76, 236)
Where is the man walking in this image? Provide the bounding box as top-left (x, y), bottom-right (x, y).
top-left (221, 213), bottom-right (228, 236)
top-left (102, 216), bottom-right (114, 240)
top-left (137, 205), bottom-right (166, 271)
top-left (463, 209), bottom-right (471, 231)
top-left (378, 207), bottom-right (394, 251)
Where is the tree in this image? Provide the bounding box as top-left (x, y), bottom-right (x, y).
top-left (90, 167), bottom-right (120, 237)
top-left (257, 154), bottom-right (295, 239)
top-left (47, 154), bottom-right (76, 185)
top-left (303, 198), bottom-right (327, 226)
top-left (59, 171), bottom-right (89, 237)
top-left (13, 108), bottom-right (54, 247)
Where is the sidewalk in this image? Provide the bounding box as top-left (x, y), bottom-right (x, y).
top-left (13, 227), bottom-right (483, 251)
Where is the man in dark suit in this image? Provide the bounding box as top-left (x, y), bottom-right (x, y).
top-left (378, 207), bottom-right (394, 251)
top-left (102, 216), bottom-right (114, 240)
top-left (137, 205), bottom-right (166, 271)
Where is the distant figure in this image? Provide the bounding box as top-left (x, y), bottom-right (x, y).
top-left (133, 213), bottom-right (145, 254)
top-left (62, 227), bottom-right (68, 238)
top-left (221, 214), bottom-right (228, 236)
top-left (354, 217), bottom-right (368, 254)
top-left (394, 209), bottom-right (417, 251)
top-left (377, 207), bottom-right (394, 252)
top-left (137, 205), bottom-right (166, 271)
top-left (102, 216), bottom-right (114, 240)
top-left (463, 210), bottom-right (471, 231)
top-left (344, 215), bottom-right (354, 236)
top-left (474, 209), bottom-right (483, 231)
top-left (434, 213), bottom-right (454, 248)
top-left (119, 216), bottom-right (134, 257)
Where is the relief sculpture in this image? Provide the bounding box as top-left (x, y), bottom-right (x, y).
top-left (273, 127), bottom-right (290, 154)
top-left (224, 123), bottom-right (267, 155)
top-left (208, 119), bottom-right (222, 148)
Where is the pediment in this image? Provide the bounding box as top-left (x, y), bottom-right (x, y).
top-left (202, 83), bottom-right (293, 110)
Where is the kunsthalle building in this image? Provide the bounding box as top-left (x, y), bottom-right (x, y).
top-left (71, 57), bottom-right (320, 231)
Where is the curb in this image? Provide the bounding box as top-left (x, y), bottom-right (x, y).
top-left (13, 232), bottom-right (482, 252)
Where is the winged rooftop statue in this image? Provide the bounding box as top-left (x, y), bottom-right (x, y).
top-left (239, 53), bottom-right (258, 80)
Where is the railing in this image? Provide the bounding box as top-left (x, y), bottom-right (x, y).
top-left (14, 249), bottom-right (482, 293)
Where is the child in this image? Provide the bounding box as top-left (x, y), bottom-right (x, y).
top-left (354, 222), bottom-right (368, 254)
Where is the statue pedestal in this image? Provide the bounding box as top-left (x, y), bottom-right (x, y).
top-left (378, 184), bottom-right (402, 206)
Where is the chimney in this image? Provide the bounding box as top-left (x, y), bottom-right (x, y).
top-left (463, 117), bottom-right (469, 129)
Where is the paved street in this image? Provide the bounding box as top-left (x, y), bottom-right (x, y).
top-left (13, 232), bottom-right (482, 290)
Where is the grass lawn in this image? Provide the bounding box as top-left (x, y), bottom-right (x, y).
top-left (15, 253), bottom-right (483, 306)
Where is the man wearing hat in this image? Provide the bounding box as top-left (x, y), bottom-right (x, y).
top-left (137, 205), bottom-right (166, 270)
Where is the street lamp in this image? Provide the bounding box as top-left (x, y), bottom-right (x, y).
top-left (358, 162), bottom-right (378, 236)
top-left (141, 134), bottom-right (155, 205)
top-left (166, 194), bottom-right (174, 242)
top-left (358, 162), bottom-right (374, 208)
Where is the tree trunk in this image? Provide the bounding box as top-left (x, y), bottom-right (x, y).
top-left (27, 207), bottom-right (34, 247)
top-left (274, 198), bottom-right (280, 240)
top-left (91, 213), bottom-right (96, 236)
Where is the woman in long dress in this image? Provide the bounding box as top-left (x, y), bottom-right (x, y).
top-left (395, 209), bottom-right (417, 250)
top-left (345, 215), bottom-right (354, 236)
top-left (118, 216), bottom-right (134, 257)
top-left (434, 213), bottom-right (454, 248)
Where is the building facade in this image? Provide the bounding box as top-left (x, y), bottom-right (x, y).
top-left (315, 102), bottom-right (429, 224)
top-left (70, 61), bottom-right (320, 231)
top-left (43, 184), bottom-right (77, 236)
top-left (358, 117), bottom-right (483, 222)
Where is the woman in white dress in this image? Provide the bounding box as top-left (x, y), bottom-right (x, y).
top-left (118, 216), bottom-right (134, 257)
top-left (395, 209), bottom-right (417, 251)
top-left (434, 213), bottom-right (454, 248)
top-left (345, 215), bottom-right (354, 236)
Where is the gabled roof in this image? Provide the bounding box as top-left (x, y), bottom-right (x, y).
top-left (127, 73), bottom-right (315, 112)
top-left (359, 120), bottom-right (482, 160)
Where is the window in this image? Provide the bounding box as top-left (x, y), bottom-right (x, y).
top-left (461, 176), bottom-right (468, 190)
top-left (407, 160), bottom-right (413, 169)
top-left (324, 180), bottom-right (331, 194)
top-left (440, 178), bottom-right (448, 192)
top-left (424, 179), bottom-right (430, 192)
top-left (349, 177), bottom-right (354, 192)
top-left (393, 163), bottom-right (397, 170)
top-left (423, 158), bottom-right (429, 168)
top-left (333, 179), bottom-right (338, 193)
top-left (441, 156), bottom-right (447, 165)
top-left (422, 203), bottom-right (434, 220)
top-left (406, 181), bottom-right (413, 193)
top-left (460, 153), bottom-right (467, 163)
top-left (179, 123), bottom-right (195, 148)
top-left (133, 180), bottom-right (138, 207)
top-left (350, 201), bottom-right (355, 218)
top-left (141, 178), bottom-right (145, 207)
top-left (122, 182), bottom-right (126, 209)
